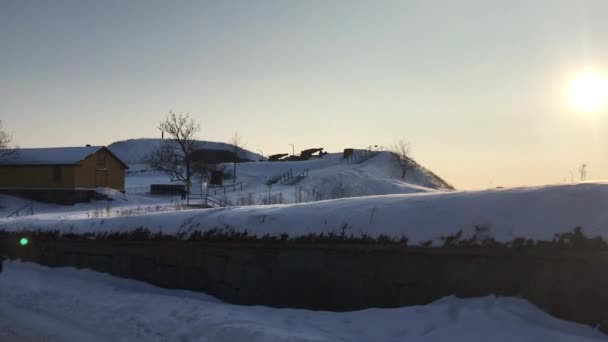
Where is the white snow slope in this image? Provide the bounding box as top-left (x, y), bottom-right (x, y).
top-left (3, 182), bottom-right (608, 245)
top-left (229, 152), bottom-right (451, 201)
top-left (124, 150), bottom-right (452, 204)
top-left (0, 260), bottom-right (604, 342)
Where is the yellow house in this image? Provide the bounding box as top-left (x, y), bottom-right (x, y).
top-left (0, 146), bottom-right (128, 192)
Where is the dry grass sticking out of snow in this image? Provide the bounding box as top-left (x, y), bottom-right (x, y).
top-left (2, 182), bottom-right (608, 246)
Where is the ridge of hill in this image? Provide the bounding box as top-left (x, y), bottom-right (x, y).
top-left (108, 138), bottom-right (261, 164)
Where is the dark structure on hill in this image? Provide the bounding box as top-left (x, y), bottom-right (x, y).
top-left (268, 153), bottom-right (289, 162)
top-left (269, 149), bottom-right (326, 162)
top-left (191, 149), bottom-right (248, 164)
top-left (191, 149), bottom-right (251, 186)
top-left (150, 184), bottom-right (186, 196)
top-left (300, 148), bottom-right (326, 159)
top-left (343, 148), bottom-right (354, 159)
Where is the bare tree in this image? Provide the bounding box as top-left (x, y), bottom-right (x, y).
top-left (146, 112), bottom-right (200, 192)
top-left (390, 140), bottom-right (413, 179)
top-left (0, 121), bottom-right (16, 161)
top-left (229, 132), bottom-right (246, 183)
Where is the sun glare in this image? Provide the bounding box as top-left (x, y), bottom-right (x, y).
top-left (569, 70), bottom-right (608, 113)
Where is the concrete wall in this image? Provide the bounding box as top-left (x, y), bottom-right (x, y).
top-left (2, 237), bottom-right (607, 332)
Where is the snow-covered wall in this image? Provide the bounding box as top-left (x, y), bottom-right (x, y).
top-left (2, 237), bottom-right (608, 332)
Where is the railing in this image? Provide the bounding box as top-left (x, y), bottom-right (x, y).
top-left (7, 202), bottom-right (34, 218)
top-left (296, 168), bottom-right (309, 177)
top-left (208, 181), bottom-right (243, 196)
top-left (279, 168), bottom-right (309, 185)
top-left (277, 169), bottom-right (294, 184)
top-left (265, 168), bottom-right (310, 186)
top-left (187, 193), bottom-right (232, 208)
top-left (266, 169), bottom-right (293, 185)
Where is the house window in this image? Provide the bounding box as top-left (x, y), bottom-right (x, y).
top-left (52, 166), bottom-right (62, 183)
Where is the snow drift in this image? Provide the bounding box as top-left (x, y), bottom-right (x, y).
top-left (0, 260), bottom-right (604, 342)
top-left (3, 182), bottom-right (608, 245)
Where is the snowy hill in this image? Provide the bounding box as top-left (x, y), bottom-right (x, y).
top-left (122, 150), bottom-right (453, 203)
top-left (108, 138), bottom-right (261, 164)
top-left (228, 151), bottom-right (452, 203)
top-left (5, 182), bottom-right (608, 246)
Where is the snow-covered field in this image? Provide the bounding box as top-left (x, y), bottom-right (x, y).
top-left (0, 260), bottom-right (604, 342)
top-left (218, 152), bottom-right (451, 202)
top-left (123, 151), bottom-right (450, 203)
top-left (3, 182), bottom-right (608, 245)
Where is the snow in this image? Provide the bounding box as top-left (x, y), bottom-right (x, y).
top-left (121, 151), bottom-right (450, 203)
top-left (108, 138), bottom-right (261, 164)
top-left (111, 137), bottom-right (451, 201)
top-left (3, 182), bottom-right (608, 245)
top-left (93, 187), bottom-right (128, 201)
top-left (229, 152), bottom-right (449, 203)
top-left (0, 191), bottom-right (185, 219)
top-left (1, 140), bottom-right (606, 340)
top-left (0, 146), bottom-right (103, 165)
top-left (0, 260), bottom-right (604, 342)
top-left (2, 140), bottom-right (606, 246)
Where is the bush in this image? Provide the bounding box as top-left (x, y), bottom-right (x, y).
top-left (1, 226), bottom-right (606, 251)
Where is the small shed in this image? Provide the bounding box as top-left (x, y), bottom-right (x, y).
top-left (191, 149), bottom-right (244, 164)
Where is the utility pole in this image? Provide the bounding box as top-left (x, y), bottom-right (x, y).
top-left (579, 164), bottom-right (587, 181)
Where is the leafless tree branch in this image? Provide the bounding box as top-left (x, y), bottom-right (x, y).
top-left (0, 121), bottom-right (17, 161)
top-left (146, 112), bottom-right (200, 190)
top-left (390, 140), bottom-right (413, 179)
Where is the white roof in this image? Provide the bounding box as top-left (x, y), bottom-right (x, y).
top-left (0, 146), bottom-right (104, 166)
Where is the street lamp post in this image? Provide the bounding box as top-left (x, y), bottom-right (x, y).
top-left (289, 144), bottom-right (295, 156)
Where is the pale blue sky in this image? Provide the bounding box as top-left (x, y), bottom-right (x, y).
top-left (2, 0), bottom-right (608, 189)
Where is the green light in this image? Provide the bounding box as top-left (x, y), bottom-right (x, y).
top-left (19, 237), bottom-right (28, 246)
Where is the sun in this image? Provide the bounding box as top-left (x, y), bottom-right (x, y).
top-left (569, 70), bottom-right (608, 113)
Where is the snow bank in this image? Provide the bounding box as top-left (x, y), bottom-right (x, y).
top-left (3, 182), bottom-right (608, 244)
top-left (0, 260), bottom-right (604, 342)
top-left (0, 146), bottom-right (102, 165)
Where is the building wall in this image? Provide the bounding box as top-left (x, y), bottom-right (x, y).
top-left (73, 148), bottom-right (126, 191)
top-left (0, 188), bottom-right (102, 205)
top-left (0, 148), bottom-right (126, 191)
top-left (0, 165), bottom-right (76, 188)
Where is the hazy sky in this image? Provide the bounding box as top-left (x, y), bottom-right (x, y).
top-left (2, 0), bottom-right (608, 189)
